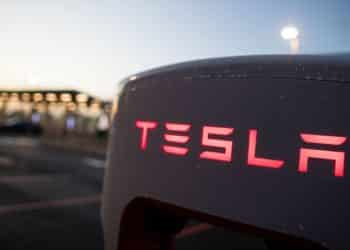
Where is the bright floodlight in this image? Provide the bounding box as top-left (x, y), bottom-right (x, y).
top-left (281, 26), bottom-right (299, 40)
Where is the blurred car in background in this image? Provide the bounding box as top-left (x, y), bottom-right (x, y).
top-left (96, 113), bottom-right (110, 139)
top-left (0, 115), bottom-right (43, 136)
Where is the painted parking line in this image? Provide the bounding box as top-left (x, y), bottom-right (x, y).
top-left (83, 157), bottom-right (106, 168)
top-left (0, 194), bottom-right (101, 215)
top-left (176, 223), bottom-right (213, 239)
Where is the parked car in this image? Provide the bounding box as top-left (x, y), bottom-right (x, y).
top-left (0, 116), bottom-right (43, 136)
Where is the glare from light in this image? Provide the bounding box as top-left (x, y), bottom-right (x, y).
top-left (91, 102), bottom-right (100, 109)
top-left (35, 103), bottom-right (46, 112)
top-left (78, 102), bottom-right (88, 109)
top-left (22, 93), bottom-right (31, 102)
top-left (1, 93), bottom-right (8, 100)
top-left (46, 93), bottom-right (57, 102)
top-left (10, 93), bottom-right (19, 101)
top-left (21, 103), bottom-right (32, 114)
top-left (76, 93), bottom-right (88, 103)
top-left (290, 39), bottom-right (300, 54)
top-left (6, 100), bottom-right (21, 111)
top-left (60, 93), bottom-right (72, 102)
top-left (92, 99), bottom-right (100, 104)
top-left (34, 93), bottom-right (44, 102)
top-left (281, 26), bottom-right (299, 40)
top-left (89, 102), bottom-right (102, 117)
top-left (48, 104), bottom-right (66, 118)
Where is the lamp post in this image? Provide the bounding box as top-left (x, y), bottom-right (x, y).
top-left (281, 26), bottom-right (299, 54)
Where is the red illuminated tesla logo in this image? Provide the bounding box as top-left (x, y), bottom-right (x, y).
top-left (136, 120), bottom-right (347, 177)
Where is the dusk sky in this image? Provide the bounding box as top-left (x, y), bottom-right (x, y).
top-left (0, 0), bottom-right (349, 99)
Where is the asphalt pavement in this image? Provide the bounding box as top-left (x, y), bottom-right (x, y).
top-left (0, 136), bottom-right (270, 250)
top-left (0, 136), bottom-right (105, 250)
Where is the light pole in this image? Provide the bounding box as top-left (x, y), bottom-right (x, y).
top-left (281, 26), bottom-right (299, 54)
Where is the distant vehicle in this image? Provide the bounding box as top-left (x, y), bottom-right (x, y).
top-left (103, 54), bottom-right (350, 250)
top-left (0, 116), bottom-right (43, 136)
top-left (96, 113), bottom-right (110, 139)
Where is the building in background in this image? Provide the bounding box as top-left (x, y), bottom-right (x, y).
top-left (0, 89), bottom-right (112, 138)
